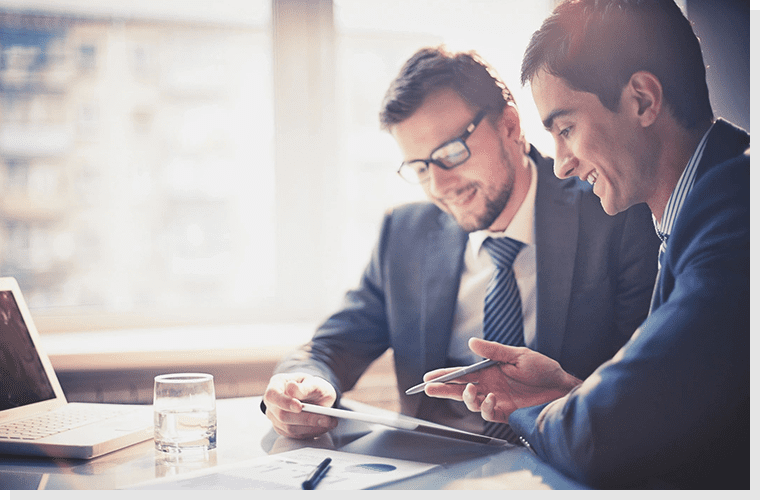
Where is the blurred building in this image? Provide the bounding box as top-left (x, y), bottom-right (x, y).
top-left (1, 8), bottom-right (274, 318)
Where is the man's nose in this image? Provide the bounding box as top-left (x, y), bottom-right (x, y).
top-left (553, 145), bottom-right (578, 179)
top-left (426, 163), bottom-right (459, 196)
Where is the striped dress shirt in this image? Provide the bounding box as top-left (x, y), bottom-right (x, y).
top-left (654, 122), bottom-right (715, 265)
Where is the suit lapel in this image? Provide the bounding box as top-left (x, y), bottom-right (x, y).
top-left (533, 149), bottom-right (579, 361)
top-left (650, 119), bottom-right (749, 313)
top-left (421, 212), bottom-right (468, 371)
top-left (403, 211), bottom-right (465, 417)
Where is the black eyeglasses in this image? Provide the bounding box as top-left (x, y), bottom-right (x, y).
top-left (397, 109), bottom-right (489, 184)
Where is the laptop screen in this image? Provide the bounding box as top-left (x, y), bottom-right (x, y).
top-left (0, 291), bottom-right (57, 411)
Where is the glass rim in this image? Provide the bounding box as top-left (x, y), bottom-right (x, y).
top-left (154, 373), bottom-right (214, 383)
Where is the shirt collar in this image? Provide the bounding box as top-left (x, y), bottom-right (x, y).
top-left (654, 122), bottom-right (715, 243)
top-left (469, 157), bottom-right (537, 255)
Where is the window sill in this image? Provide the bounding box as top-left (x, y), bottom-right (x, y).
top-left (41, 322), bottom-right (316, 371)
top-left (39, 323), bottom-right (317, 404)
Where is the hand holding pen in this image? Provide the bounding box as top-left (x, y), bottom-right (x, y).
top-left (419, 338), bottom-right (582, 424)
top-left (405, 358), bottom-right (499, 395)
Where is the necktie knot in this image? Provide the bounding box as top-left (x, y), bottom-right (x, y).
top-left (482, 237), bottom-right (525, 269)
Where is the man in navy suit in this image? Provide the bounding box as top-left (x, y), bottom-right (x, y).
top-left (424, 0), bottom-right (749, 489)
top-left (262, 46), bottom-right (659, 442)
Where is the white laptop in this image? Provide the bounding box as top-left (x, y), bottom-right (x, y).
top-left (0, 277), bottom-right (153, 459)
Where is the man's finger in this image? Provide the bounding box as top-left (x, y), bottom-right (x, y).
top-left (462, 383), bottom-right (485, 412)
top-left (469, 337), bottom-right (523, 363)
top-left (423, 366), bottom-right (461, 381)
top-left (424, 381), bottom-right (467, 400)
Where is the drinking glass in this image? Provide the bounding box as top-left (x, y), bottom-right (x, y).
top-left (153, 373), bottom-right (217, 453)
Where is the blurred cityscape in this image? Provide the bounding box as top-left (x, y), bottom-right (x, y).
top-left (0, 7), bottom-right (275, 316)
top-left (0, 1), bottom-right (560, 330)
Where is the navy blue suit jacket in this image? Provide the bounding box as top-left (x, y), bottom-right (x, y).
top-left (276, 147), bottom-right (660, 425)
top-left (510, 120), bottom-right (750, 489)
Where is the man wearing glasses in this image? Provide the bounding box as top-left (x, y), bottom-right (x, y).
top-left (263, 46), bottom-right (659, 441)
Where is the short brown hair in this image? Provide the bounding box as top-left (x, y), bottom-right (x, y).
top-left (379, 46), bottom-right (515, 131)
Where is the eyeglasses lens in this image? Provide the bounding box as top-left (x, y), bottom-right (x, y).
top-left (431, 139), bottom-right (469, 168)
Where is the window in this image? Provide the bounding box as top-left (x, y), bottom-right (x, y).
top-left (1, 2), bottom-right (275, 330)
top-left (0, 0), bottom-right (555, 335)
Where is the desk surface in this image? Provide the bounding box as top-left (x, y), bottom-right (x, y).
top-left (0, 397), bottom-right (585, 490)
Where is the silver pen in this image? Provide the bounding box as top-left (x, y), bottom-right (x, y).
top-left (405, 359), bottom-right (499, 395)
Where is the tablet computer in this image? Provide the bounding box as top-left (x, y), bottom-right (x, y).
top-left (301, 403), bottom-right (510, 447)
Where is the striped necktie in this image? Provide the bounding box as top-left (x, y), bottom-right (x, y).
top-left (482, 237), bottom-right (526, 347)
top-left (481, 236), bottom-right (525, 442)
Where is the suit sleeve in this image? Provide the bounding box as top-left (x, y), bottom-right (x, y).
top-left (273, 210), bottom-right (394, 400)
top-left (510, 158), bottom-right (749, 488)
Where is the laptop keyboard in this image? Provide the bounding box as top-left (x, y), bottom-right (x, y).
top-left (0, 405), bottom-right (136, 440)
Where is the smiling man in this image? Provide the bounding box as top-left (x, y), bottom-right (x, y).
top-left (532, 69), bottom-right (685, 223)
top-left (532, 72), bottom-right (663, 218)
top-left (262, 46), bottom-right (659, 445)
top-left (389, 88), bottom-right (529, 234)
top-left (422, 0), bottom-right (749, 489)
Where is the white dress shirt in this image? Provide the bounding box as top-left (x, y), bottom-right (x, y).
top-left (447, 158), bottom-right (538, 366)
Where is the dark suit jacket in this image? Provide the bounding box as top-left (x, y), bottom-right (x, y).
top-left (510, 120), bottom-right (750, 489)
top-left (276, 146), bottom-right (660, 423)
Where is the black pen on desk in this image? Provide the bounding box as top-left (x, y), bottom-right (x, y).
top-left (302, 457), bottom-right (331, 490)
top-left (405, 359), bottom-right (499, 395)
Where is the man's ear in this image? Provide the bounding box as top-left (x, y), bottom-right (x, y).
top-left (498, 102), bottom-right (525, 147)
top-left (625, 71), bottom-right (663, 127)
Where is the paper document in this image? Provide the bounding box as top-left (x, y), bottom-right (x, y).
top-left (129, 447), bottom-right (439, 490)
